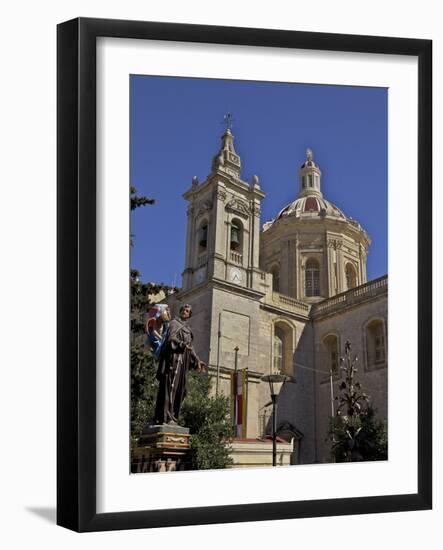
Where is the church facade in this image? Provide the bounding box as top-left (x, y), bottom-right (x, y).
top-left (165, 128), bottom-right (388, 465)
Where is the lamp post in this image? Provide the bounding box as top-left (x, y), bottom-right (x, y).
top-left (261, 374), bottom-right (291, 466)
top-left (232, 346), bottom-right (240, 435)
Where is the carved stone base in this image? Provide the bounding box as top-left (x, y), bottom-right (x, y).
top-left (131, 424), bottom-right (192, 473)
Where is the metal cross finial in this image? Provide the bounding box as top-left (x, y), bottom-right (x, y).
top-left (223, 113), bottom-right (234, 130)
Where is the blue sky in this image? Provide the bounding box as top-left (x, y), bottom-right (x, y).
top-left (130, 75), bottom-right (387, 286)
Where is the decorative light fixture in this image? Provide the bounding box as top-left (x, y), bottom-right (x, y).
top-left (260, 374), bottom-right (293, 466)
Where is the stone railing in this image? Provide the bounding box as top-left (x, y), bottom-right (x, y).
top-left (311, 275), bottom-right (388, 318)
top-left (230, 251), bottom-right (243, 264)
top-left (353, 276), bottom-right (387, 297)
top-left (266, 292), bottom-right (311, 316)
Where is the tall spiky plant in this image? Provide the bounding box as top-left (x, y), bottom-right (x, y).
top-left (329, 341), bottom-right (387, 462)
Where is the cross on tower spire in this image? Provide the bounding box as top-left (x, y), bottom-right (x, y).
top-left (211, 115), bottom-right (241, 178)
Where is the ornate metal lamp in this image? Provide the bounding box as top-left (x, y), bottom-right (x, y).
top-left (261, 374), bottom-right (292, 466)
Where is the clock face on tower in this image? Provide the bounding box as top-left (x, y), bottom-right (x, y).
top-left (229, 267), bottom-right (242, 284)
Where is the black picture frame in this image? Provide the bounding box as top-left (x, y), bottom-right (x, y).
top-left (57, 17), bottom-right (432, 532)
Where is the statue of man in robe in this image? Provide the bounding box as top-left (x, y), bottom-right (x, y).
top-left (153, 303), bottom-right (206, 425)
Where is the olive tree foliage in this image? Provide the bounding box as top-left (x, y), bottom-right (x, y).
top-left (180, 372), bottom-right (233, 470)
top-left (329, 341), bottom-right (388, 462)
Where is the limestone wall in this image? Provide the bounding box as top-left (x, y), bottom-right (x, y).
top-left (312, 292), bottom-right (388, 462)
top-left (209, 287), bottom-right (267, 439)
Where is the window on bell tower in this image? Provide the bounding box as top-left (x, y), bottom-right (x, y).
top-left (230, 219), bottom-right (243, 252)
top-left (198, 221), bottom-right (208, 254)
top-left (305, 258), bottom-right (320, 297)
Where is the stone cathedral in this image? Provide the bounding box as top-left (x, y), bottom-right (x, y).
top-left (165, 128), bottom-right (388, 467)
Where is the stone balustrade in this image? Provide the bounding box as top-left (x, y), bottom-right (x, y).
top-left (266, 291), bottom-right (311, 316)
top-left (311, 275), bottom-right (388, 318)
top-left (230, 251), bottom-right (243, 264)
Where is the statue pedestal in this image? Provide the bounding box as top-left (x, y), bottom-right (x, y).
top-left (131, 425), bottom-right (191, 473)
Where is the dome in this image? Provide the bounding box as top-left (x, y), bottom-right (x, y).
top-left (278, 195), bottom-right (346, 218)
top-left (262, 148), bottom-right (365, 234)
top-left (263, 195), bottom-right (354, 231)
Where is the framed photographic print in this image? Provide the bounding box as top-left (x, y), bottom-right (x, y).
top-left (57, 17), bottom-right (432, 532)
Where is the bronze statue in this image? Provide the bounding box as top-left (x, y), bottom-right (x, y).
top-left (153, 304), bottom-right (206, 425)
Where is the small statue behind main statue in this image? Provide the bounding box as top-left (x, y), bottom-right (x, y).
top-left (145, 303), bottom-right (170, 360)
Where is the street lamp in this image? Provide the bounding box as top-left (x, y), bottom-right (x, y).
top-left (261, 373), bottom-right (292, 466)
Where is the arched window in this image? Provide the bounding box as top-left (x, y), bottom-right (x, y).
top-left (230, 219), bottom-right (243, 253)
top-left (345, 263), bottom-right (357, 290)
top-left (273, 322), bottom-right (294, 375)
top-left (323, 334), bottom-right (339, 375)
top-left (305, 258), bottom-right (320, 297)
top-left (366, 319), bottom-right (386, 369)
top-left (273, 328), bottom-right (283, 372)
top-left (198, 221), bottom-right (208, 254)
top-left (271, 265), bottom-right (280, 292)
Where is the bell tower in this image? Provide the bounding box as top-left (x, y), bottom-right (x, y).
top-left (182, 125), bottom-right (266, 292)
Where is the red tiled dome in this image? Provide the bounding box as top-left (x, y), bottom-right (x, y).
top-left (272, 196), bottom-right (347, 224)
